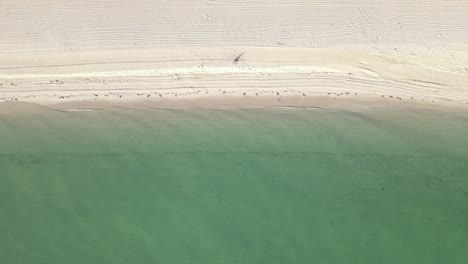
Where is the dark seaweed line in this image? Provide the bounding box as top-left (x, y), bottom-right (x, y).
top-left (1, 150), bottom-right (466, 162)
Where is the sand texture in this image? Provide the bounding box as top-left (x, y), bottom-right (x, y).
top-left (1, 0), bottom-right (468, 108)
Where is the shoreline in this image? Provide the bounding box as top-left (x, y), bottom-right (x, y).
top-left (2, 94), bottom-right (468, 117)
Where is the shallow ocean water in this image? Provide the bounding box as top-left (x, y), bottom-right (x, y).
top-left (1, 106), bottom-right (468, 263)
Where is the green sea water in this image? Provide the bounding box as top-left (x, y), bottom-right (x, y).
top-left (1, 106), bottom-right (468, 263)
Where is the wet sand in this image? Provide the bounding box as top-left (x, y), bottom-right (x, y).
top-left (1, 47), bottom-right (467, 109)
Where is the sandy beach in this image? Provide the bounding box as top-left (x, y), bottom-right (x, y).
top-left (1, 0), bottom-right (468, 109)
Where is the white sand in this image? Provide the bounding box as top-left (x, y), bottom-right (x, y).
top-left (1, 0), bottom-right (467, 108)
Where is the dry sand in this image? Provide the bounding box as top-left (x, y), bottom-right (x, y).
top-left (1, 0), bottom-right (468, 109)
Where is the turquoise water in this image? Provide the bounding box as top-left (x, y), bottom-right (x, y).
top-left (1, 106), bottom-right (468, 263)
